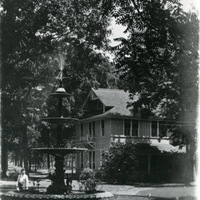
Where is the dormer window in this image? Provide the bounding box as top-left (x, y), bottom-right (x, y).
top-left (97, 100), bottom-right (102, 110)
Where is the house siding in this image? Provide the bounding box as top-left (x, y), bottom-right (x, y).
top-left (111, 119), bottom-right (123, 136)
top-left (76, 118), bottom-right (161, 173)
top-left (76, 119), bottom-right (112, 172)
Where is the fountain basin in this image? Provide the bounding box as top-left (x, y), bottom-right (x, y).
top-left (49, 87), bottom-right (71, 98)
top-left (1, 191), bottom-right (114, 200)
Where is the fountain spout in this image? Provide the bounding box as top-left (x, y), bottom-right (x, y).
top-left (57, 69), bottom-right (64, 88)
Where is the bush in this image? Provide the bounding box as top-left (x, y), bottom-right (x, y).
top-left (101, 143), bottom-right (161, 184)
top-left (95, 170), bottom-right (103, 181)
top-left (80, 168), bottom-right (95, 180)
top-left (79, 168), bottom-right (100, 193)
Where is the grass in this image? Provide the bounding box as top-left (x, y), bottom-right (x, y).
top-left (0, 179), bottom-right (196, 200)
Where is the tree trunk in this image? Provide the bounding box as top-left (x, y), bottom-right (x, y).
top-left (47, 154), bottom-right (50, 169)
top-left (47, 132), bottom-right (50, 169)
top-left (29, 157), bottom-right (32, 172)
top-left (35, 159), bottom-right (37, 172)
top-left (1, 135), bottom-right (8, 178)
top-left (22, 125), bottom-right (29, 174)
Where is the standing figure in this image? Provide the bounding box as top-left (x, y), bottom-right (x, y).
top-left (16, 168), bottom-right (29, 191)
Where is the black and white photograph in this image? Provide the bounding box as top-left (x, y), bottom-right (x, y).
top-left (0, 0), bottom-right (199, 200)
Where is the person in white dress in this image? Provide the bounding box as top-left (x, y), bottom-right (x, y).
top-left (16, 168), bottom-right (29, 191)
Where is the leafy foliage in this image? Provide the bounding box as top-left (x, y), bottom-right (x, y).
top-left (100, 0), bottom-right (199, 150)
top-left (1, 0), bottom-right (114, 175)
top-left (79, 168), bottom-right (100, 193)
top-left (101, 143), bottom-right (161, 183)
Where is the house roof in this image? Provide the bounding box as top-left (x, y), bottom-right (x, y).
top-left (93, 88), bottom-right (137, 116)
top-left (81, 88), bottom-right (135, 120)
top-left (93, 88), bottom-right (132, 108)
top-left (81, 88), bottom-right (143, 121)
top-left (80, 88), bottom-right (163, 122)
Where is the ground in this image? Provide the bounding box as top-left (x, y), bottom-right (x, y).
top-left (0, 179), bottom-right (197, 200)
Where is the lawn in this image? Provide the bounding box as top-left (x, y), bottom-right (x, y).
top-left (0, 179), bottom-right (197, 200)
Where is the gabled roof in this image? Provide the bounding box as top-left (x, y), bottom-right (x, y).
top-left (93, 88), bottom-right (131, 107)
top-left (81, 88), bottom-right (140, 121)
top-left (93, 88), bottom-right (136, 115)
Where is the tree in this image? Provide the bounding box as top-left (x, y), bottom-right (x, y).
top-left (1, 0), bottom-right (113, 177)
top-left (101, 0), bottom-right (199, 119)
top-left (100, 0), bottom-right (198, 162)
top-left (100, 0), bottom-right (199, 181)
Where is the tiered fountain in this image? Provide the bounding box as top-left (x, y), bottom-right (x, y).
top-left (33, 69), bottom-right (87, 195)
top-left (1, 60), bottom-right (113, 200)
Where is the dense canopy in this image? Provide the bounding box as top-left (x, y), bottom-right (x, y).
top-left (1, 0), bottom-right (113, 176)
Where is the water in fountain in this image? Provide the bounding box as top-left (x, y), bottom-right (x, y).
top-left (56, 54), bottom-right (65, 84)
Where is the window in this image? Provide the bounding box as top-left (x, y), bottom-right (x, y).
top-left (89, 152), bottom-right (92, 168)
top-left (89, 122), bottom-right (95, 138)
top-left (124, 119), bottom-right (131, 136)
top-left (132, 120), bottom-right (138, 136)
top-left (159, 121), bottom-right (170, 137)
top-left (93, 151), bottom-right (95, 169)
top-left (89, 122), bottom-right (92, 137)
top-left (81, 124), bottom-right (83, 137)
top-left (97, 100), bottom-right (102, 110)
top-left (124, 119), bottom-right (138, 136)
top-left (101, 120), bottom-right (105, 136)
top-left (89, 151), bottom-right (95, 169)
top-left (80, 152), bottom-right (84, 169)
top-left (99, 150), bottom-right (103, 166)
top-left (152, 121), bottom-right (158, 137)
top-left (92, 121), bottom-right (95, 136)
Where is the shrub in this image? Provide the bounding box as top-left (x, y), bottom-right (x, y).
top-left (101, 143), bottom-right (161, 184)
top-left (80, 168), bottom-right (95, 180)
top-left (79, 168), bottom-right (100, 193)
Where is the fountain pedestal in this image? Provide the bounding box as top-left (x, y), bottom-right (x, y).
top-left (36, 85), bottom-right (80, 194)
top-left (46, 155), bottom-right (67, 194)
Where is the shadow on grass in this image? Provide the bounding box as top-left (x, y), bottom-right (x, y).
top-left (114, 195), bottom-right (196, 200)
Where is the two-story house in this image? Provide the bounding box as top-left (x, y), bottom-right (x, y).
top-left (75, 88), bottom-right (186, 182)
